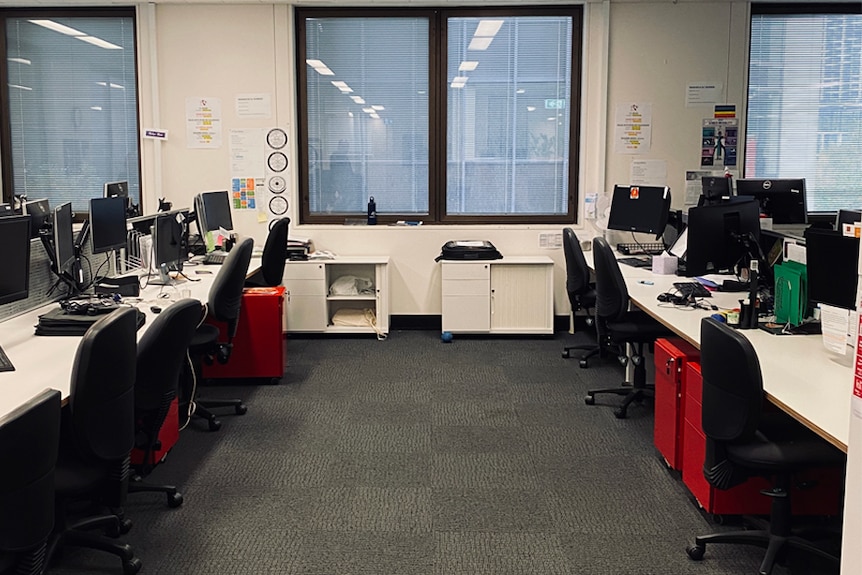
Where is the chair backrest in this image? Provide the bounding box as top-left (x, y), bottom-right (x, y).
top-left (259, 217), bottom-right (290, 287)
top-left (563, 227), bottom-right (591, 310)
top-left (207, 237), bottom-right (254, 339)
top-left (68, 307), bottom-right (137, 464)
top-left (136, 299), bottom-right (203, 413)
top-left (592, 236), bottom-right (630, 323)
top-left (700, 316), bottom-right (763, 443)
top-left (0, 389), bottom-right (61, 554)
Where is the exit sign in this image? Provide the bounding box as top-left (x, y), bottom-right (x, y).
top-left (544, 99), bottom-right (566, 110)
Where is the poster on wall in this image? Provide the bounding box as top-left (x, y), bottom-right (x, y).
top-left (614, 102), bottom-right (652, 154)
top-left (229, 128), bottom-right (266, 213)
top-left (700, 105), bottom-right (738, 168)
top-left (186, 97), bottom-right (222, 149)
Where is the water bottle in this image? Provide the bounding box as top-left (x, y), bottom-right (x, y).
top-left (367, 196), bottom-right (377, 225)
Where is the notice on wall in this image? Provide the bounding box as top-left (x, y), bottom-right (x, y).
top-left (701, 117), bottom-right (739, 168)
top-left (686, 82), bottom-right (723, 106)
top-left (186, 97), bottom-right (222, 149)
top-left (685, 170), bottom-right (721, 207)
top-left (630, 159), bottom-right (666, 186)
top-left (229, 128), bottom-right (266, 211)
top-left (614, 102), bottom-right (652, 154)
top-left (236, 93), bottom-right (272, 119)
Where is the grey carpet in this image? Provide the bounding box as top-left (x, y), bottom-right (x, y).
top-left (47, 330), bottom-right (839, 574)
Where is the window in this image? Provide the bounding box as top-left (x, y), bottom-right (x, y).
top-left (1, 9), bottom-right (140, 216)
top-left (747, 5), bottom-right (862, 213)
top-left (296, 8), bottom-right (582, 224)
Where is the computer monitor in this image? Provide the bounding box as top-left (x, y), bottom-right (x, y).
top-left (684, 199), bottom-right (761, 277)
top-left (607, 185), bottom-right (671, 240)
top-left (52, 202), bottom-right (76, 275)
top-left (104, 180), bottom-right (128, 200)
top-left (836, 209), bottom-right (862, 229)
top-left (194, 190), bottom-right (234, 235)
top-left (804, 228), bottom-right (860, 310)
top-left (22, 198), bottom-right (51, 238)
top-left (735, 178), bottom-right (807, 225)
top-left (89, 196), bottom-right (128, 254)
top-left (701, 176), bottom-right (733, 205)
top-left (151, 213), bottom-right (186, 284)
top-left (0, 215), bottom-right (31, 306)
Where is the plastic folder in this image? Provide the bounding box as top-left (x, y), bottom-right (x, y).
top-left (773, 260), bottom-right (807, 326)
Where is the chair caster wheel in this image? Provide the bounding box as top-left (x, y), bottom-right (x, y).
top-left (168, 492), bottom-right (184, 508)
top-left (686, 545), bottom-right (705, 561)
top-left (579, 359), bottom-right (588, 369)
top-left (119, 517), bottom-right (133, 535)
top-left (208, 418), bottom-right (222, 431)
top-left (584, 395), bottom-right (595, 405)
top-left (269, 377), bottom-right (281, 385)
top-left (235, 404), bottom-right (247, 415)
top-left (613, 408), bottom-right (627, 419)
top-left (562, 350), bottom-right (571, 359)
top-left (124, 557), bottom-right (143, 574)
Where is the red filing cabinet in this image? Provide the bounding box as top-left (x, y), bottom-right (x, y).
top-left (681, 362), bottom-right (843, 516)
top-left (202, 286), bottom-right (286, 384)
top-left (653, 337), bottom-right (700, 471)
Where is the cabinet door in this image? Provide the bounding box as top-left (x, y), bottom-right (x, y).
top-left (441, 263), bottom-right (490, 333)
top-left (283, 264), bottom-right (327, 332)
top-left (489, 263), bottom-right (553, 333)
top-left (375, 262), bottom-right (390, 335)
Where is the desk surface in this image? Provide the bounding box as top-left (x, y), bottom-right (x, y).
top-left (0, 256), bottom-right (261, 421)
top-left (586, 250), bottom-right (852, 452)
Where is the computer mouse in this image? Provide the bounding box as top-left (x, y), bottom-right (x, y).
top-left (150, 305), bottom-right (162, 314)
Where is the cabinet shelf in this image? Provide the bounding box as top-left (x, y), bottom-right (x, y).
top-left (326, 295), bottom-right (376, 301)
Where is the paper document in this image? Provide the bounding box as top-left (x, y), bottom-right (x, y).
top-left (820, 304), bottom-right (850, 355)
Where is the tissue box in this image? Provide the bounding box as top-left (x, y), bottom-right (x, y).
top-left (652, 253), bottom-right (678, 275)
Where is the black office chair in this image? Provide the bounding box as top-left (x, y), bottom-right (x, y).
top-left (0, 389), bottom-right (61, 575)
top-left (129, 298), bottom-right (202, 508)
top-left (187, 237), bottom-right (254, 431)
top-left (560, 227), bottom-right (601, 368)
top-left (48, 307), bottom-right (141, 574)
top-left (686, 317), bottom-right (845, 575)
top-left (584, 237), bottom-right (672, 418)
top-left (245, 217), bottom-right (289, 288)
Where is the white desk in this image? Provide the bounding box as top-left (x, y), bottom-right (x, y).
top-left (586, 250), bottom-right (851, 452)
top-left (0, 256), bottom-right (261, 421)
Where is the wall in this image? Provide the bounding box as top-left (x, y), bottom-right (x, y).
top-left (139, 0), bottom-right (749, 317)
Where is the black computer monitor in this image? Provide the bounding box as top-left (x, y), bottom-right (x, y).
top-left (607, 185), bottom-right (671, 239)
top-left (195, 190), bottom-right (234, 235)
top-left (0, 215), bottom-right (31, 305)
top-left (151, 213), bottom-right (186, 284)
top-left (104, 180), bottom-right (128, 200)
top-left (836, 209), bottom-right (862, 229)
top-left (804, 228), bottom-right (859, 310)
top-left (89, 196), bottom-right (128, 254)
top-left (701, 176), bottom-right (733, 205)
top-left (735, 178), bottom-right (807, 225)
top-left (52, 202), bottom-right (76, 275)
top-left (22, 198), bottom-right (51, 238)
top-left (684, 199), bottom-right (761, 277)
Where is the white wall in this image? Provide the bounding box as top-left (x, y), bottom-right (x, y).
top-left (138, 1), bottom-right (750, 317)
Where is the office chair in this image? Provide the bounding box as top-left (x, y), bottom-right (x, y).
top-left (187, 237), bottom-right (254, 431)
top-left (686, 317), bottom-right (844, 575)
top-left (560, 227), bottom-right (601, 367)
top-left (584, 237), bottom-right (672, 418)
top-left (0, 389), bottom-right (61, 575)
top-left (48, 307), bottom-right (141, 574)
top-left (245, 217), bottom-right (289, 287)
top-left (129, 298), bottom-right (202, 508)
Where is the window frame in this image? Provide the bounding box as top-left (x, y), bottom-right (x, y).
top-left (0, 7), bottom-right (141, 222)
top-left (295, 6), bottom-right (583, 225)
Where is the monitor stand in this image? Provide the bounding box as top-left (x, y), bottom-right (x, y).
top-left (148, 263), bottom-right (177, 286)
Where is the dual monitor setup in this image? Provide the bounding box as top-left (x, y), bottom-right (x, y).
top-left (1, 188), bottom-right (235, 307)
top-left (607, 177), bottom-right (858, 313)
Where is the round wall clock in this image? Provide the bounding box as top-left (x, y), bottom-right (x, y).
top-left (267, 151), bottom-right (288, 172)
top-left (268, 175), bottom-right (286, 194)
top-left (266, 128), bottom-right (288, 149)
top-left (269, 196), bottom-right (288, 215)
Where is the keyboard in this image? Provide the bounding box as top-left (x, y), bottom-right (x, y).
top-left (617, 242), bottom-right (665, 256)
top-left (203, 251), bottom-right (227, 265)
top-left (618, 256), bottom-right (652, 268)
top-left (673, 281), bottom-right (712, 299)
top-left (0, 344), bottom-right (14, 372)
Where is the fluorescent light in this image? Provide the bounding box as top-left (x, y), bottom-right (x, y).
top-left (362, 107), bottom-right (375, 113)
top-left (450, 81), bottom-right (466, 89)
top-left (96, 81), bottom-right (107, 87)
top-left (516, 89), bottom-right (526, 94)
top-left (527, 106), bottom-right (536, 112)
top-left (316, 67), bottom-right (335, 76)
top-left (7, 57), bottom-right (31, 65)
top-left (348, 111), bottom-right (354, 117)
top-left (547, 117), bottom-right (556, 121)
top-left (306, 59), bottom-right (325, 68)
top-left (91, 106), bottom-right (102, 111)
top-left (417, 90), bottom-right (427, 95)
top-left (475, 20), bottom-right (504, 37)
top-left (350, 96), bottom-right (366, 104)
top-left (77, 36), bottom-right (122, 50)
top-left (331, 81), bottom-right (353, 93)
top-left (109, 83), bottom-right (124, 90)
top-left (8, 84), bottom-right (32, 91)
top-left (459, 61), bottom-right (478, 71)
top-left (369, 113), bottom-right (380, 119)
top-left (468, 37), bottom-right (493, 51)
top-left (371, 105), bottom-right (384, 111)
top-left (29, 19), bottom-right (85, 36)
top-left (452, 76), bottom-right (469, 84)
